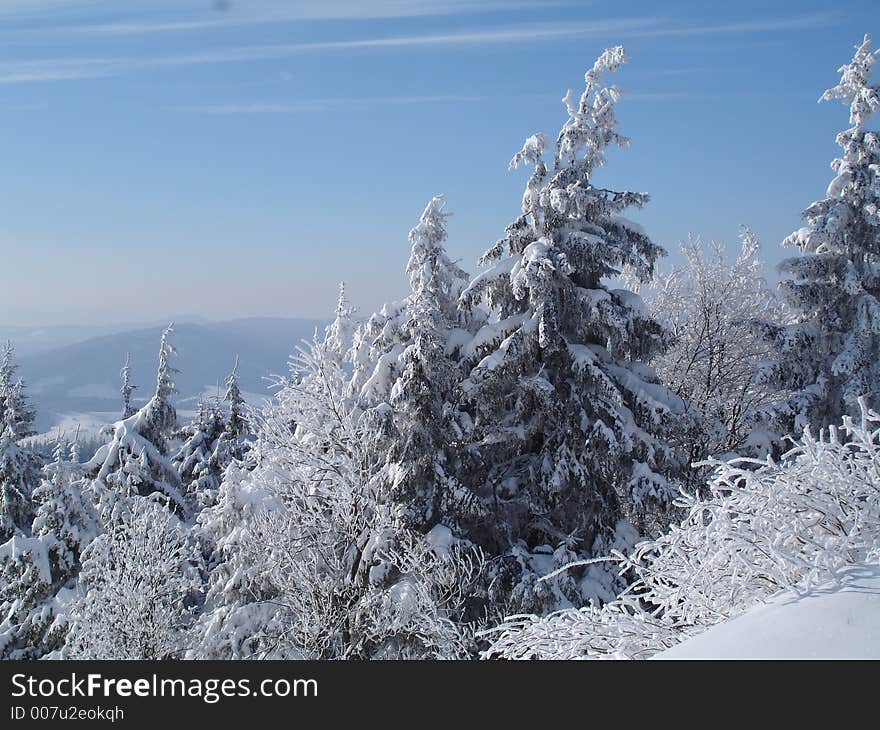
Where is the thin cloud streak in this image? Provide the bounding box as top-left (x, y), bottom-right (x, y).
top-left (626, 12), bottom-right (834, 38)
top-left (0, 13), bottom-right (832, 86)
top-left (173, 95), bottom-right (486, 114)
top-left (3, 1), bottom-right (562, 34)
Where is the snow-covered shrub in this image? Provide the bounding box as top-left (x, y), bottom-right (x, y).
top-left (191, 333), bottom-right (487, 660)
top-left (644, 229), bottom-right (787, 465)
top-left (63, 497), bottom-right (201, 660)
top-left (484, 401), bottom-right (880, 659)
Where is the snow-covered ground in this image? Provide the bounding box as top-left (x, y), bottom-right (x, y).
top-left (655, 561), bottom-right (880, 659)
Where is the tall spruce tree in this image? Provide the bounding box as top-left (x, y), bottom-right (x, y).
top-left (0, 439), bottom-right (97, 658)
top-left (754, 35), bottom-right (880, 436)
top-left (120, 352), bottom-right (137, 419)
top-left (458, 46), bottom-right (682, 611)
top-left (173, 399), bottom-right (226, 508)
top-left (0, 342), bottom-right (36, 441)
top-left (372, 196), bottom-right (480, 532)
top-left (223, 356), bottom-right (248, 442)
top-left (0, 342), bottom-right (39, 542)
top-left (86, 325), bottom-right (185, 516)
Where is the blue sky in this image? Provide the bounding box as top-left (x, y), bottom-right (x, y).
top-left (0, 0), bottom-right (876, 326)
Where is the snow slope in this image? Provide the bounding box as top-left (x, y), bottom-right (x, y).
top-left (655, 561), bottom-right (880, 659)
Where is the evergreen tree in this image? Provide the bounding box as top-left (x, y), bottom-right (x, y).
top-left (325, 282), bottom-right (357, 368)
top-left (754, 35), bottom-right (880, 436)
top-left (372, 196), bottom-right (481, 532)
top-left (86, 325), bottom-right (185, 515)
top-left (223, 356), bottom-right (248, 441)
top-left (173, 399), bottom-right (226, 508)
top-left (192, 312), bottom-right (486, 659)
top-left (120, 352), bottom-right (137, 419)
top-left (0, 341), bottom-right (36, 440)
top-left (0, 342), bottom-right (39, 542)
top-left (214, 357), bottom-right (253, 474)
top-left (457, 46), bottom-right (682, 611)
top-left (0, 439), bottom-right (97, 658)
top-left (0, 429), bottom-right (34, 543)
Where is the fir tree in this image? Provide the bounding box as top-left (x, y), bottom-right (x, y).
top-left (0, 342), bottom-right (36, 440)
top-left (120, 352), bottom-right (137, 419)
top-left (325, 282), bottom-right (357, 368)
top-left (223, 356), bottom-right (248, 441)
top-left (86, 325), bottom-right (185, 515)
top-left (457, 46), bottom-right (682, 611)
top-left (173, 398), bottom-right (226, 509)
top-left (0, 439), bottom-right (97, 658)
top-left (754, 35), bottom-right (880, 436)
top-left (0, 342), bottom-right (39, 542)
top-left (373, 196), bottom-right (480, 532)
top-left (191, 334), bottom-right (484, 659)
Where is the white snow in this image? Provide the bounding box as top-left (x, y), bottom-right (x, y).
top-left (0, 534), bottom-right (52, 585)
top-left (426, 524), bottom-right (454, 557)
top-left (655, 560), bottom-right (880, 659)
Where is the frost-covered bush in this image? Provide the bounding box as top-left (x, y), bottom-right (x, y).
top-left (63, 497), bottom-right (201, 660)
top-left (644, 229), bottom-right (787, 465)
top-left (191, 333), bottom-right (488, 660)
top-left (484, 401), bottom-right (880, 659)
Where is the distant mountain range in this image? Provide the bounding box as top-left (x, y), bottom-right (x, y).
top-left (13, 318), bottom-right (326, 432)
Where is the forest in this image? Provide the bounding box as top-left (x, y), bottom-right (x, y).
top-left (1, 35), bottom-right (878, 660)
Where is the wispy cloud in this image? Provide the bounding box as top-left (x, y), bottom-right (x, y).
top-left (1, 1), bottom-right (559, 31)
top-left (0, 17), bottom-right (662, 84)
top-left (0, 13), bottom-right (833, 86)
top-left (627, 13), bottom-right (833, 38)
top-left (0, 57), bottom-right (117, 84)
top-left (625, 91), bottom-right (709, 102)
top-left (173, 95), bottom-right (485, 114)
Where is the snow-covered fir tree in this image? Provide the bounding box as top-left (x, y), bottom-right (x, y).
top-left (325, 282), bottom-right (357, 368)
top-left (175, 357), bottom-right (253, 512)
top-left (360, 196), bottom-right (479, 533)
top-left (173, 398), bottom-right (226, 509)
top-left (0, 342), bottom-right (40, 542)
top-left (0, 439), bottom-right (97, 658)
top-left (0, 430), bottom-right (34, 544)
top-left (645, 229), bottom-right (787, 466)
top-left (222, 356), bottom-right (248, 442)
top-left (120, 352), bottom-right (137, 419)
top-left (215, 357), bottom-right (252, 471)
top-left (86, 325), bottom-right (185, 516)
top-left (0, 342), bottom-right (36, 441)
top-left (457, 46), bottom-right (682, 612)
top-left (64, 497), bottom-right (200, 659)
top-left (754, 35), bottom-right (880, 436)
